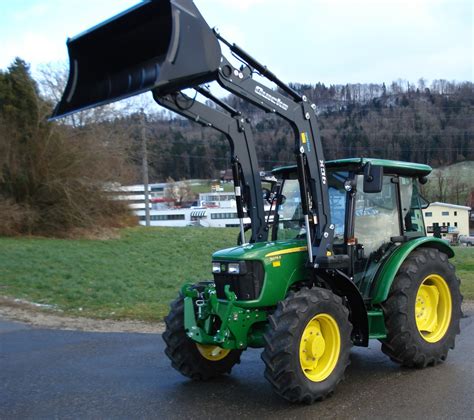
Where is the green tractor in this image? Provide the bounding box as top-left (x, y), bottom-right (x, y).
top-left (163, 159), bottom-right (462, 403)
top-left (52, 0), bottom-right (462, 404)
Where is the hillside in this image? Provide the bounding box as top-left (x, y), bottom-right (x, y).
top-left (430, 161), bottom-right (474, 181)
top-left (423, 161), bottom-right (474, 205)
top-left (117, 80), bottom-right (474, 183)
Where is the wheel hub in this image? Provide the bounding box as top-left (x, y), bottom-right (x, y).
top-left (299, 314), bottom-right (340, 382)
top-left (196, 343), bottom-right (230, 361)
top-left (415, 274), bottom-right (452, 343)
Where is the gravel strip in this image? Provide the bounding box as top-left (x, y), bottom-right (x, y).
top-left (1, 296), bottom-right (472, 334)
top-left (0, 297), bottom-right (164, 334)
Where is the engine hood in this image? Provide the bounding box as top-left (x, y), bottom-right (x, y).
top-left (212, 239), bottom-right (308, 261)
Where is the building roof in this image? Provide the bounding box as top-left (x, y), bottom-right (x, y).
top-left (427, 202), bottom-right (471, 211)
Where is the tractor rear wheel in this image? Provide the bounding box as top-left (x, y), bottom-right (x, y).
top-left (163, 290), bottom-right (242, 380)
top-left (381, 248), bottom-right (462, 367)
top-left (262, 287), bottom-right (352, 404)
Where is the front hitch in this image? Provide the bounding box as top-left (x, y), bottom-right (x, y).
top-left (181, 283), bottom-right (267, 349)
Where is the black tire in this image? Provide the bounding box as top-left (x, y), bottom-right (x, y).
top-left (261, 287), bottom-right (352, 404)
top-left (163, 291), bottom-right (242, 380)
top-left (380, 248), bottom-right (462, 367)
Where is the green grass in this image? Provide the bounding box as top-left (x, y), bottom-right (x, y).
top-left (0, 227), bottom-right (238, 321)
top-left (0, 228), bottom-right (473, 321)
top-left (452, 247), bottom-right (474, 300)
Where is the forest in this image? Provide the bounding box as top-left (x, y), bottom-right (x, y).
top-left (142, 79), bottom-right (473, 181)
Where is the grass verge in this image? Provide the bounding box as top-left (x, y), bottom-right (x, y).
top-left (452, 247), bottom-right (474, 301)
top-left (0, 227), bottom-right (238, 321)
top-left (0, 228), bottom-right (472, 321)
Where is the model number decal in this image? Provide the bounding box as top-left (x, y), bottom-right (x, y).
top-left (320, 160), bottom-right (327, 185)
top-left (255, 86), bottom-right (289, 111)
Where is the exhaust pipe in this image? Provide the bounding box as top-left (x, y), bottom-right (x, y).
top-left (51, 0), bottom-right (221, 119)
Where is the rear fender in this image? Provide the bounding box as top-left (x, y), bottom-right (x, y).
top-left (370, 237), bottom-right (454, 305)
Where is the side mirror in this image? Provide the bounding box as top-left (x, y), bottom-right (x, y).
top-left (363, 163), bottom-right (384, 193)
top-left (419, 176), bottom-right (428, 185)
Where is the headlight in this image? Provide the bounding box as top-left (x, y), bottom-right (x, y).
top-left (228, 263), bottom-right (240, 274)
top-left (212, 262), bottom-right (221, 274)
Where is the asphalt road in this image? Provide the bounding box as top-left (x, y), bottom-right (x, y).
top-left (1, 312), bottom-right (473, 420)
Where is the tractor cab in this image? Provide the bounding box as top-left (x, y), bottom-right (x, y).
top-left (270, 158), bottom-right (431, 297)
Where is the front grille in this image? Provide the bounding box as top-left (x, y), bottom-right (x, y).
top-left (213, 261), bottom-right (264, 301)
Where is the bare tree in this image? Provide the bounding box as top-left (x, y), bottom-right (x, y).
top-left (165, 178), bottom-right (194, 207)
top-left (434, 171), bottom-right (449, 202)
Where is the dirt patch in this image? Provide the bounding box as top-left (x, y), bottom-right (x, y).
top-left (462, 299), bottom-right (474, 315)
top-left (0, 297), bottom-right (164, 334)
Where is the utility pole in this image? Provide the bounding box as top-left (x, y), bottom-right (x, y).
top-left (141, 109), bottom-right (151, 227)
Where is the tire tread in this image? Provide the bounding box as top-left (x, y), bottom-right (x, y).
top-left (261, 287), bottom-right (352, 404)
top-left (381, 248), bottom-right (462, 368)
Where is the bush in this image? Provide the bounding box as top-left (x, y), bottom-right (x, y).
top-left (0, 58), bottom-right (136, 236)
top-left (0, 199), bottom-right (38, 236)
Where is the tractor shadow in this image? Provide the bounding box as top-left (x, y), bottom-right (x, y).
top-left (161, 342), bottom-right (428, 416)
top-left (156, 313), bottom-right (471, 417)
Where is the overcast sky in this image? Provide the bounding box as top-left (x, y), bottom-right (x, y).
top-left (1, 0), bottom-right (472, 86)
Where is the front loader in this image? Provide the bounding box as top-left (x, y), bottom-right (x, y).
top-left (52, 0), bottom-right (463, 404)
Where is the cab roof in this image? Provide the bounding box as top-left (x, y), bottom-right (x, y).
top-left (272, 158), bottom-right (432, 178)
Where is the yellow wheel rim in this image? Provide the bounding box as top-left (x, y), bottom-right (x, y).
top-left (415, 274), bottom-right (452, 343)
top-left (299, 313), bottom-right (341, 382)
top-left (196, 344), bottom-right (230, 361)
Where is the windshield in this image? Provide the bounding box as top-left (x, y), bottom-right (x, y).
top-left (274, 172), bottom-right (347, 242)
top-left (274, 179), bottom-right (304, 240)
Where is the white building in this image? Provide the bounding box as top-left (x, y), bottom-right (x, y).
top-left (111, 183), bottom-right (167, 211)
top-left (134, 190), bottom-right (253, 228)
top-left (423, 202), bottom-right (471, 242)
top-left (111, 182), bottom-right (251, 228)
top-left (198, 191), bottom-right (236, 208)
top-left (134, 207), bottom-right (251, 228)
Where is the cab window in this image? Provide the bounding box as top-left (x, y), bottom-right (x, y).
top-left (400, 177), bottom-right (426, 235)
top-left (274, 172), bottom-right (347, 242)
top-left (328, 171), bottom-right (348, 244)
top-left (275, 179), bottom-right (304, 240)
top-left (354, 176), bottom-right (400, 255)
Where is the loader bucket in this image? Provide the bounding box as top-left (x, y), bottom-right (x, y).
top-left (51, 0), bottom-right (221, 119)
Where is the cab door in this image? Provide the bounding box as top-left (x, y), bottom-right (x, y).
top-left (352, 175), bottom-right (401, 296)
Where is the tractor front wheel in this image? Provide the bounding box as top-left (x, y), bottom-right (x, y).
top-left (163, 292), bottom-right (242, 380)
top-left (262, 287), bottom-right (352, 404)
top-left (381, 248), bottom-right (462, 367)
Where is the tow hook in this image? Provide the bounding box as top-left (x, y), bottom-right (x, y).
top-left (195, 299), bottom-right (205, 319)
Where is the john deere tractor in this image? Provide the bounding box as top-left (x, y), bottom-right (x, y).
top-left (52, 0), bottom-right (462, 404)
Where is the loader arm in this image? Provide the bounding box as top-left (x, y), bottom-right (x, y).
top-left (50, 0), bottom-right (366, 345)
top-left (50, 0), bottom-right (338, 266)
top-left (211, 53), bottom-right (335, 266)
top-left (153, 90), bottom-right (268, 243)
